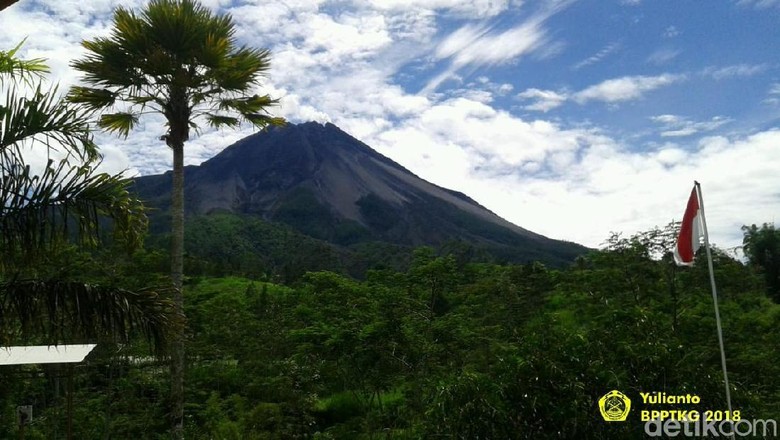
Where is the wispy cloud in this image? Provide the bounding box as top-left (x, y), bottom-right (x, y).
top-left (572, 42), bottom-right (620, 70)
top-left (702, 63), bottom-right (769, 80)
top-left (518, 73), bottom-right (684, 111)
top-left (646, 48), bottom-right (681, 65)
top-left (517, 88), bottom-right (568, 112)
top-left (736, 0), bottom-right (780, 8)
top-left (663, 26), bottom-right (680, 38)
top-left (463, 76), bottom-right (515, 98)
top-left (763, 82), bottom-right (780, 105)
top-left (650, 114), bottom-right (731, 137)
top-left (422, 1), bottom-right (573, 93)
top-left (423, 20), bottom-right (548, 93)
top-left (363, 0), bottom-right (511, 18)
top-left (574, 74), bottom-right (685, 104)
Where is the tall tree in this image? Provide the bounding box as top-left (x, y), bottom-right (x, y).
top-left (68, 1), bottom-right (283, 437)
top-left (0, 41), bottom-right (174, 349)
top-left (742, 223), bottom-right (780, 302)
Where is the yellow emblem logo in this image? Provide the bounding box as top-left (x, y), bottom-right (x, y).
top-left (599, 390), bottom-right (631, 422)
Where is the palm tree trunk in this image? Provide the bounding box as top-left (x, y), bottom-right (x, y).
top-left (170, 141), bottom-right (185, 440)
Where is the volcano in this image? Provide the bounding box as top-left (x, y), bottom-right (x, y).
top-left (132, 121), bottom-right (587, 266)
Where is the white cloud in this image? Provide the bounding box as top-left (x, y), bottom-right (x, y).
top-left (422, 1), bottom-right (572, 93)
top-left (654, 146), bottom-right (688, 166)
top-left (306, 13), bottom-right (392, 59)
top-left (650, 114), bottom-right (731, 137)
top-left (737, 0), bottom-right (780, 8)
top-left (447, 22), bottom-right (547, 67)
top-left (574, 74), bottom-right (685, 104)
top-left (646, 48), bottom-right (681, 65)
top-left (517, 74), bottom-right (684, 112)
top-left (371, 97), bottom-right (586, 190)
top-left (498, 83), bottom-right (514, 94)
top-left (765, 83), bottom-right (780, 105)
top-left (703, 64), bottom-right (769, 80)
top-left (433, 23), bottom-right (491, 61)
top-left (423, 20), bottom-right (548, 93)
top-left (651, 115), bottom-right (682, 125)
top-left (436, 77), bottom-right (516, 104)
top-left (572, 42), bottom-right (620, 70)
top-left (361, 0), bottom-right (511, 18)
top-left (361, 95), bottom-right (780, 249)
top-left (517, 88), bottom-right (568, 112)
top-left (663, 26), bottom-right (680, 38)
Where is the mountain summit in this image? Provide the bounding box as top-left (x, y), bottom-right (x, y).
top-left (133, 121), bottom-right (586, 265)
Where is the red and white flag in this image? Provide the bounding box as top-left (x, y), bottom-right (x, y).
top-left (674, 185), bottom-right (704, 266)
top-left (673, 183), bottom-right (734, 418)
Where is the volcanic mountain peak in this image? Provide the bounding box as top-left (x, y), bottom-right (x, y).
top-left (133, 121), bottom-right (586, 265)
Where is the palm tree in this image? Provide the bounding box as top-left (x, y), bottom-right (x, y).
top-left (68, 1), bottom-right (283, 436)
top-left (0, 41), bottom-right (175, 350)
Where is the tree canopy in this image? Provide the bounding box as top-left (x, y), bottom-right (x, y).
top-left (68, 0), bottom-right (283, 142)
top-left (742, 223), bottom-right (780, 301)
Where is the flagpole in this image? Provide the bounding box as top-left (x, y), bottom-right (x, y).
top-left (694, 181), bottom-right (734, 426)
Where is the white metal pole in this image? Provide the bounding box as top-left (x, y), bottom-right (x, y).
top-left (695, 182), bottom-right (734, 437)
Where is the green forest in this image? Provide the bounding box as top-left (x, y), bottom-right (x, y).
top-left (3, 221), bottom-right (780, 439)
top-left (2, 0), bottom-right (780, 439)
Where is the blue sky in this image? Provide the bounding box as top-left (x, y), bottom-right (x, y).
top-left (2, 0), bottom-right (779, 249)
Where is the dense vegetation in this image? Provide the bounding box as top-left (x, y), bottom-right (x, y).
top-left (143, 211), bottom-right (579, 283)
top-left (2, 223), bottom-right (780, 439)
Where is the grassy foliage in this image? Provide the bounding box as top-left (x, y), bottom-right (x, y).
top-left (3, 225), bottom-right (780, 438)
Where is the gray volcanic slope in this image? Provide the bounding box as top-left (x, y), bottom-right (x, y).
top-left (132, 121), bottom-right (587, 264)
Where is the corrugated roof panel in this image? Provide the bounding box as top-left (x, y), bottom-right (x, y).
top-left (0, 344), bottom-right (96, 365)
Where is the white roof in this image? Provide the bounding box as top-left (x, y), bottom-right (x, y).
top-left (0, 344), bottom-right (96, 365)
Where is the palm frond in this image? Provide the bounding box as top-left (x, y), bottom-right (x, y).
top-left (243, 114), bottom-right (286, 129)
top-left (0, 41), bottom-right (167, 355)
top-left (144, 0), bottom-right (233, 60)
top-left (98, 112), bottom-right (139, 138)
top-left (213, 47), bottom-right (271, 91)
top-left (0, 158), bottom-right (147, 266)
top-left (0, 278), bottom-right (178, 354)
top-left (75, 38), bottom-right (146, 89)
top-left (204, 113), bottom-right (239, 129)
top-left (1, 84), bottom-right (99, 162)
top-left (70, 0), bottom-right (284, 143)
top-left (0, 39), bottom-right (49, 85)
top-left (67, 86), bottom-right (118, 109)
top-left (216, 94), bottom-right (284, 129)
top-left (218, 94), bottom-right (279, 115)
